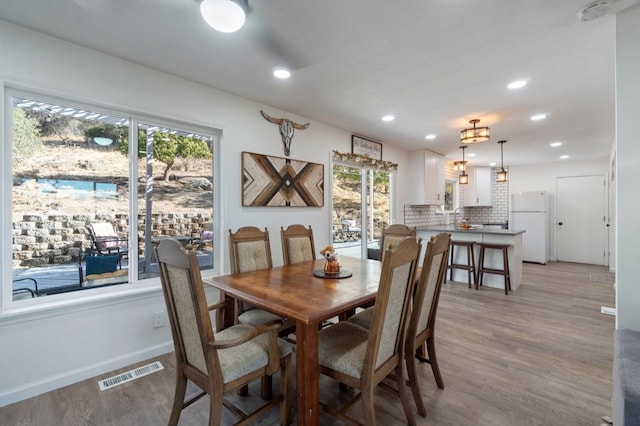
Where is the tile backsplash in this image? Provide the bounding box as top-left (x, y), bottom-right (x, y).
top-left (405, 167), bottom-right (509, 227)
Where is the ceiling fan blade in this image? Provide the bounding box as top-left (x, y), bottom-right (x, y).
top-left (243, 4), bottom-right (312, 70)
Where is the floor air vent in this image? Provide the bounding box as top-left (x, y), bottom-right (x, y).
top-left (98, 361), bottom-right (164, 391)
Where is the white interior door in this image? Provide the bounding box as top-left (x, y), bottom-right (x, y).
top-left (556, 175), bottom-right (607, 265)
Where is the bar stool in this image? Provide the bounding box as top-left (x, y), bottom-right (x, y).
top-left (477, 243), bottom-right (511, 295)
top-left (445, 240), bottom-right (476, 288)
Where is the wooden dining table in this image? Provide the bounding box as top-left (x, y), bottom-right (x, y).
top-left (204, 256), bottom-right (382, 426)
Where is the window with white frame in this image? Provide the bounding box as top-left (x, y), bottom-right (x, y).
top-left (444, 179), bottom-right (457, 212)
top-left (7, 90), bottom-right (218, 302)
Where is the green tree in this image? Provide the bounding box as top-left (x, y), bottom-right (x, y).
top-left (12, 108), bottom-right (42, 161)
top-left (119, 130), bottom-right (212, 181)
top-left (26, 109), bottom-right (74, 143)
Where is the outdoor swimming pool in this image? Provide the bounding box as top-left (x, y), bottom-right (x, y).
top-left (22, 178), bottom-right (117, 200)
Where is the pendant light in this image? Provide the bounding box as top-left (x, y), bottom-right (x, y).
top-left (496, 139), bottom-right (508, 183)
top-left (459, 146), bottom-right (469, 185)
top-left (460, 119), bottom-right (490, 144)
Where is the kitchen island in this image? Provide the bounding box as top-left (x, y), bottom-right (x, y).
top-left (417, 225), bottom-right (526, 291)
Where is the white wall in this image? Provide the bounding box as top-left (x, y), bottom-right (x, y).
top-left (509, 158), bottom-right (609, 262)
top-left (615, 5), bottom-right (640, 332)
top-left (0, 20), bottom-right (413, 405)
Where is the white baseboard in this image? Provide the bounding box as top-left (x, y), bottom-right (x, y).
top-left (0, 342), bottom-right (172, 408)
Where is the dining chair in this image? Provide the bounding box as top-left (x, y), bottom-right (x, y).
top-left (341, 223), bottom-right (416, 319)
top-left (280, 224), bottom-right (316, 265)
top-left (229, 226), bottom-right (294, 399)
top-left (228, 226), bottom-right (284, 328)
top-left (154, 238), bottom-right (293, 426)
top-left (317, 237), bottom-right (422, 426)
top-left (281, 224), bottom-right (339, 331)
top-left (348, 232), bottom-right (451, 417)
top-left (380, 224), bottom-right (417, 262)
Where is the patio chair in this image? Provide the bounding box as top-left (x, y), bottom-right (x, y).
top-left (87, 222), bottom-right (128, 267)
top-left (12, 278), bottom-right (39, 300)
top-left (191, 222), bottom-right (213, 251)
top-left (154, 239), bottom-right (292, 426)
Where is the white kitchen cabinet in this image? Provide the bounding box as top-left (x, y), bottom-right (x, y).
top-left (463, 166), bottom-right (492, 206)
top-left (408, 150), bottom-right (444, 205)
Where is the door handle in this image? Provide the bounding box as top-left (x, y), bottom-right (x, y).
top-left (558, 222), bottom-right (563, 226)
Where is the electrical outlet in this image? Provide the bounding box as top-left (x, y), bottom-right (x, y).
top-left (153, 312), bottom-right (165, 328)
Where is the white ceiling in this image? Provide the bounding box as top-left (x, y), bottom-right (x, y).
top-left (1, 0), bottom-right (635, 167)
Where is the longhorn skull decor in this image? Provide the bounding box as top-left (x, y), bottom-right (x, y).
top-left (260, 110), bottom-right (310, 157)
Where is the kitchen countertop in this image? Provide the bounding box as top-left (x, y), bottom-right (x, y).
top-left (416, 225), bottom-right (526, 236)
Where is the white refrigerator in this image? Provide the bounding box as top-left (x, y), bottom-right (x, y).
top-left (510, 191), bottom-right (548, 264)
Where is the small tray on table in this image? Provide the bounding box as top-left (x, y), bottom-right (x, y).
top-left (313, 270), bottom-right (353, 279)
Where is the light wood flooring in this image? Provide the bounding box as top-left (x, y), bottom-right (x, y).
top-left (0, 261), bottom-right (615, 425)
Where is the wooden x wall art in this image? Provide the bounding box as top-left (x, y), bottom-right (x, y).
top-left (241, 151), bottom-right (324, 207)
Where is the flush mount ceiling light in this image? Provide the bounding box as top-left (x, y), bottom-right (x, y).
top-left (425, 134), bottom-right (436, 140)
top-left (459, 146), bottom-right (469, 185)
top-left (460, 119), bottom-right (490, 144)
top-left (200, 0), bottom-right (247, 33)
top-left (496, 140), bottom-right (508, 183)
top-left (381, 115), bottom-right (395, 122)
top-left (577, 0), bottom-right (610, 22)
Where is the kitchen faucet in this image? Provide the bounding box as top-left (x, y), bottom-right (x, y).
top-left (453, 207), bottom-right (464, 227)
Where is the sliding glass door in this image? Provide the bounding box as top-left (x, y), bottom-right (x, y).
top-left (331, 160), bottom-right (393, 259)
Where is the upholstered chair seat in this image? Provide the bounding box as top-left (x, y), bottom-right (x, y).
top-left (318, 321), bottom-right (369, 378)
top-left (215, 324), bottom-right (294, 383)
top-left (346, 307), bottom-right (373, 330)
top-left (238, 309), bottom-right (285, 328)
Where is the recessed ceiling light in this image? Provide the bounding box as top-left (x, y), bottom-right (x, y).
top-left (382, 115), bottom-right (395, 122)
top-left (467, 153), bottom-right (476, 157)
top-left (550, 142), bottom-right (563, 147)
top-left (272, 67), bottom-right (291, 79)
top-left (425, 134), bottom-right (436, 140)
top-left (531, 114), bottom-right (547, 121)
top-left (560, 155), bottom-right (570, 159)
top-left (507, 80), bottom-right (527, 89)
top-left (489, 162), bottom-right (497, 166)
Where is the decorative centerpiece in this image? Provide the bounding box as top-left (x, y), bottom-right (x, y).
top-left (320, 245), bottom-right (340, 275)
top-left (459, 218), bottom-right (472, 229)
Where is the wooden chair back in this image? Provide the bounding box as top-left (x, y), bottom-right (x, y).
top-left (155, 238), bottom-right (290, 425)
top-left (365, 236), bottom-right (422, 376)
top-left (410, 232), bottom-right (451, 344)
top-left (155, 239), bottom-right (219, 382)
top-left (228, 226), bottom-right (273, 273)
top-left (380, 224), bottom-right (417, 262)
top-left (280, 224), bottom-right (316, 265)
top-left (405, 232), bottom-right (451, 415)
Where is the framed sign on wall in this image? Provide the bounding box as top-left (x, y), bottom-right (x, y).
top-left (351, 135), bottom-right (382, 161)
top-left (242, 151), bottom-right (324, 207)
